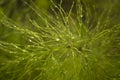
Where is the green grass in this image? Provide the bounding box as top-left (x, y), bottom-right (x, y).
top-left (0, 0), bottom-right (120, 80)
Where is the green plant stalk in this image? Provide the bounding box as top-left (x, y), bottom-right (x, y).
top-left (0, 0), bottom-right (120, 80)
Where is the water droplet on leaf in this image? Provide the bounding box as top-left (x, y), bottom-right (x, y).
top-left (56, 38), bottom-right (60, 41)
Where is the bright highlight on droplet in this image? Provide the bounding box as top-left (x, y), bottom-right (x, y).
top-left (56, 38), bottom-right (60, 41)
top-left (71, 36), bottom-right (75, 39)
top-left (29, 39), bottom-right (32, 42)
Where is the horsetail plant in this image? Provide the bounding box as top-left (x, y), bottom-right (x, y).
top-left (0, 0), bottom-right (120, 80)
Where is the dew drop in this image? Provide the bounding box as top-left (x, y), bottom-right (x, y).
top-left (56, 16), bottom-right (59, 19)
top-left (34, 58), bottom-right (37, 61)
top-left (80, 14), bottom-right (83, 18)
top-left (13, 26), bottom-right (17, 28)
top-left (31, 36), bottom-right (34, 39)
top-left (29, 39), bottom-right (32, 42)
top-left (55, 5), bottom-right (57, 8)
top-left (56, 38), bottom-right (60, 41)
top-left (52, 57), bottom-right (56, 61)
top-left (26, 45), bottom-right (31, 48)
top-left (63, 71), bottom-right (67, 74)
top-left (71, 36), bottom-right (75, 39)
top-left (14, 45), bottom-right (18, 49)
top-left (22, 49), bottom-right (27, 52)
top-left (9, 51), bottom-right (12, 53)
top-left (21, 58), bottom-right (25, 60)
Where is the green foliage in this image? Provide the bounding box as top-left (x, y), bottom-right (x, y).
top-left (0, 0), bottom-right (50, 21)
top-left (0, 0), bottom-right (120, 80)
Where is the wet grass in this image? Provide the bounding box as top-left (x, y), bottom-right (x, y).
top-left (0, 0), bottom-right (120, 80)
